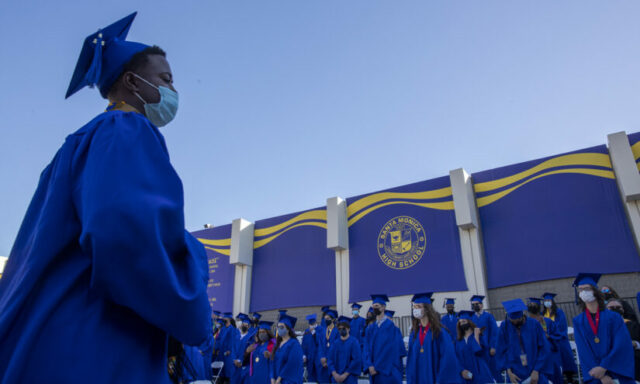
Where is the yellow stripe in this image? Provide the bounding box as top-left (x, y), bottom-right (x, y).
top-left (254, 222), bottom-right (327, 249)
top-left (348, 200), bottom-right (454, 227)
top-left (476, 168), bottom-right (615, 208)
top-left (204, 246), bottom-right (231, 256)
top-left (347, 187), bottom-right (452, 218)
top-left (198, 238), bottom-right (231, 247)
top-left (632, 141), bottom-right (640, 161)
top-left (474, 153), bottom-right (612, 193)
top-left (254, 210), bottom-right (327, 237)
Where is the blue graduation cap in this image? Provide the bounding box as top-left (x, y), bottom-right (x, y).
top-left (278, 309), bottom-right (288, 320)
top-left (222, 312), bottom-right (233, 319)
top-left (305, 314), bottom-right (317, 324)
top-left (443, 298), bottom-right (456, 307)
top-left (258, 321), bottom-right (274, 330)
top-left (351, 303), bottom-right (362, 309)
top-left (325, 309), bottom-right (338, 319)
top-left (66, 12), bottom-right (150, 99)
top-left (542, 293), bottom-right (557, 301)
top-left (573, 273), bottom-right (602, 288)
top-left (215, 318), bottom-right (225, 324)
top-left (385, 310), bottom-right (395, 318)
top-left (213, 310), bottom-right (221, 316)
top-left (371, 294), bottom-right (390, 305)
top-left (237, 313), bottom-right (250, 322)
top-left (502, 299), bottom-right (527, 320)
top-left (279, 314), bottom-right (297, 329)
top-left (412, 292), bottom-right (433, 305)
top-left (470, 295), bottom-right (485, 303)
top-left (528, 298), bottom-right (542, 305)
top-left (321, 306), bottom-right (331, 313)
top-left (337, 316), bottom-right (351, 326)
top-left (252, 312), bottom-right (262, 320)
top-left (458, 310), bottom-right (474, 320)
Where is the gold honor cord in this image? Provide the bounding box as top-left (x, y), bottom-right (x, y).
top-left (204, 246), bottom-right (231, 256)
top-left (473, 153), bottom-right (612, 193)
top-left (476, 168), bottom-right (615, 208)
top-left (347, 188), bottom-right (452, 218)
top-left (347, 200), bottom-right (454, 227)
top-left (253, 210), bottom-right (327, 238)
top-left (253, 221), bottom-right (327, 249)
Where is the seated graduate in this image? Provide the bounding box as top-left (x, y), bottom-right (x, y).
top-left (234, 313), bottom-right (258, 384)
top-left (454, 311), bottom-right (494, 384)
top-left (441, 298), bottom-right (459, 341)
top-left (302, 314), bottom-right (320, 382)
top-left (248, 321), bottom-right (276, 384)
top-left (316, 309), bottom-right (340, 383)
top-left (606, 299), bottom-right (640, 382)
top-left (350, 303), bottom-right (366, 347)
top-left (327, 316), bottom-right (363, 384)
top-left (526, 298), bottom-right (562, 384)
top-left (272, 314), bottom-right (304, 384)
top-left (541, 292), bottom-right (578, 382)
top-left (0, 12), bottom-right (212, 384)
top-left (572, 273), bottom-right (635, 384)
top-left (363, 294), bottom-right (405, 384)
top-left (496, 299), bottom-right (552, 384)
top-left (406, 292), bottom-right (461, 384)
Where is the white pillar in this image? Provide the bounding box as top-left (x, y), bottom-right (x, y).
top-left (449, 168), bottom-right (489, 302)
top-left (608, 131), bottom-right (640, 254)
top-left (327, 197), bottom-right (349, 315)
top-left (230, 218), bottom-right (254, 315)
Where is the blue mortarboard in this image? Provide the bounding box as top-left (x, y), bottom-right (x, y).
top-left (458, 310), bottom-right (474, 320)
top-left (215, 318), bottom-right (224, 324)
top-left (371, 294), bottom-right (390, 305)
top-left (252, 312), bottom-right (262, 320)
top-left (325, 309), bottom-right (338, 319)
top-left (542, 293), bottom-right (557, 301)
top-left (470, 295), bottom-right (485, 303)
top-left (278, 309), bottom-right (288, 320)
top-left (444, 298), bottom-right (455, 307)
top-left (412, 292), bottom-right (433, 305)
top-left (351, 303), bottom-right (362, 309)
top-left (237, 313), bottom-right (250, 322)
top-left (66, 12), bottom-right (151, 99)
top-left (213, 310), bottom-right (221, 316)
top-left (528, 298), bottom-right (542, 305)
top-left (337, 316), bottom-right (351, 325)
top-left (223, 312), bottom-right (233, 319)
top-left (502, 299), bottom-right (527, 319)
top-left (258, 321), bottom-right (273, 330)
top-left (279, 314), bottom-right (297, 329)
top-left (321, 306), bottom-right (331, 313)
top-left (573, 273), bottom-right (602, 288)
top-left (305, 314), bottom-right (317, 324)
top-left (385, 310), bottom-right (395, 318)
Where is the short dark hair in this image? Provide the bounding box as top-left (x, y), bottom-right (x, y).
top-left (107, 45), bottom-right (166, 98)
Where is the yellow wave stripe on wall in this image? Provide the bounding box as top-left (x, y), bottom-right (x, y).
top-left (253, 210), bottom-right (327, 238)
top-left (347, 187), bottom-right (452, 218)
top-left (348, 200), bottom-right (454, 227)
top-left (631, 141), bottom-right (640, 161)
top-left (254, 221), bottom-right (327, 249)
top-left (198, 238), bottom-right (232, 247)
top-left (474, 153), bottom-right (612, 193)
top-left (476, 168), bottom-right (614, 208)
top-left (204, 246), bottom-right (231, 256)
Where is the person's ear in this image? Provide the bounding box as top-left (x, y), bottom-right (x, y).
top-left (122, 72), bottom-right (141, 94)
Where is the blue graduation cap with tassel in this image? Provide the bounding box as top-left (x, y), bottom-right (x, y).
top-left (66, 12), bottom-right (149, 99)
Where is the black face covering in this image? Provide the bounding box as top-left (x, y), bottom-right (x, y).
top-left (339, 329), bottom-right (348, 337)
top-left (472, 304), bottom-right (481, 312)
top-left (325, 319), bottom-right (333, 326)
top-left (240, 325), bottom-right (249, 333)
top-left (610, 307), bottom-right (624, 316)
top-left (447, 309), bottom-right (455, 315)
top-left (512, 319), bottom-right (525, 328)
top-left (527, 303), bottom-right (540, 315)
top-left (373, 308), bottom-right (382, 316)
top-left (603, 292), bottom-right (615, 301)
top-left (460, 323), bottom-right (471, 332)
top-left (366, 313), bottom-right (374, 320)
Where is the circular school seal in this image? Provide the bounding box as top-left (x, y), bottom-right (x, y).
top-left (377, 216), bottom-right (427, 270)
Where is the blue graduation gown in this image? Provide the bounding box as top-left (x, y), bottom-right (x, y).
top-left (0, 110), bottom-right (212, 384)
top-left (223, 326), bottom-right (240, 379)
top-left (544, 308), bottom-right (578, 372)
top-left (363, 319), bottom-right (404, 384)
top-left (272, 338), bottom-right (304, 384)
top-left (249, 340), bottom-right (274, 384)
top-left (572, 310), bottom-right (635, 384)
top-left (441, 313), bottom-right (459, 341)
top-left (327, 336), bottom-right (362, 384)
top-left (406, 327), bottom-right (462, 384)
top-left (471, 311), bottom-right (500, 380)
top-left (495, 317), bottom-right (552, 383)
top-left (350, 316), bottom-right (367, 346)
top-left (316, 325), bottom-right (340, 383)
top-left (536, 317), bottom-right (562, 384)
top-left (302, 327), bottom-right (319, 382)
top-left (454, 334), bottom-right (494, 384)
top-left (183, 344), bottom-right (212, 381)
top-left (233, 329), bottom-right (257, 384)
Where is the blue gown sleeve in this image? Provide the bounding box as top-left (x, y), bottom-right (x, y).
top-left (363, 326), bottom-right (373, 369)
top-left (488, 313), bottom-right (499, 349)
top-left (600, 313), bottom-right (635, 378)
top-left (327, 342), bottom-right (337, 374)
top-left (468, 335), bottom-right (483, 355)
top-left (495, 323), bottom-right (508, 372)
top-left (396, 327), bottom-right (407, 357)
top-left (75, 112), bottom-right (211, 346)
top-left (348, 339), bottom-right (362, 374)
top-left (436, 330), bottom-right (463, 384)
top-left (280, 342), bottom-right (303, 381)
top-left (555, 309), bottom-right (569, 337)
top-left (532, 321), bottom-right (550, 373)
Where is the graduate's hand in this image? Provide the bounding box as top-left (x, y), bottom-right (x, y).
top-left (332, 371), bottom-right (342, 383)
top-left (234, 360), bottom-right (242, 368)
top-left (461, 370), bottom-right (472, 380)
top-left (224, 351), bottom-right (230, 356)
top-left (368, 366), bottom-right (378, 376)
top-left (271, 379), bottom-right (275, 384)
top-left (276, 377), bottom-right (282, 384)
top-left (489, 348), bottom-right (496, 356)
top-left (507, 369), bottom-right (521, 384)
top-left (600, 375), bottom-right (614, 384)
top-left (303, 356), bottom-right (307, 363)
top-left (264, 351), bottom-right (271, 358)
top-left (530, 370), bottom-right (539, 384)
top-left (246, 344), bottom-right (257, 353)
top-left (321, 357), bottom-right (328, 368)
top-left (589, 366), bottom-right (606, 379)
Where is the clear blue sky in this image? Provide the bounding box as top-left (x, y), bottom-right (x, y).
top-left (1, 1), bottom-right (640, 256)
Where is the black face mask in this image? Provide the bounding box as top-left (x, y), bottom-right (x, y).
top-left (472, 304), bottom-right (481, 312)
top-left (447, 308), bottom-right (455, 315)
top-left (240, 325), bottom-right (249, 333)
top-left (339, 329), bottom-right (348, 337)
top-left (610, 307), bottom-right (624, 316)
top-left (366, 313), bottom-right (374, 320)
top-left (325, 319), bottom-right (333, 326)
top-left (373, 308), bottom-right (382, 316)
top-left (527, 304), bottom-right (540, 315)
top-left (603, 292), bottom-right (615, 300)
top-left (511, 319), bottom-right (525, 328)
top-left (460, 323), bottom-right (471, 332)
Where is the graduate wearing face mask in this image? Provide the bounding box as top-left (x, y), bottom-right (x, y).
top-left (470, 295), bottom-right (500, 381)
top-left (441, 298), bottom-right (459, 341)
top-left (327, 317), bottom-right (362, 384)
top-left (272, 315), bottom-right (304, 384)
top-left (302, 314), bottom-right (320, 382)
top-left (527, 299), bottom-right (562, 384)
top-left (572, 273), bottom-right (635, 384)
top-left (221, 312), bottom-right (240, 382)
top-left (316, 309), bottom-right (340, 383)
top-left (454, 311), bottom-right (494, 384)
top-left (248, 321), bottom-right (275, 384)
top-left (233, 313), bottom-right (258, 384)
top-left (541, 292), bottom-right (577, 382)
top-left (350, 303), bottom-right (366, 347)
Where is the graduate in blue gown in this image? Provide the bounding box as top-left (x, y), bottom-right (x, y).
top-left (406, 292), bottom-right (462, 384)
top-left (496, 299), bottom-right (552, 384)
top-left (350, 303), bottom-right (367, 347)
top-left (0, 12), bottom-right (212, 384)
top-left (251, 312), bottom-right (263, 332)
top-left (453, 311), bottom-right (494, 384)
top-left (363, 294), bottom-right (406, 384)
top-left (234, 313), bottom-right (258, 384)
top-left (469, 295), bottom-right (500, 381)
top-left (248, 321), bottom-right (275, 384)
top-left (527, 298), bottom-right (562, 384)
top-left (272, 315), bottom-right (304, 384)
top-left (441, 298), bottom-right (459, 341)
top-left (541, 292), bottom-right (578, 379)
top-left (328, 316), bottom-right (363, 384)
top-left (221, 312), bottom-right (240, 381)
top-left (572, 273), bottom-right (635, 384)
top-left (302, 314), bottom-right (320, 382)
top-left (317, 309), bottom-right (340, 383)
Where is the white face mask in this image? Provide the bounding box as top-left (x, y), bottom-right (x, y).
top-left (412, 308), bottom-right (424, 319)
top-left (543, 301), bottom-right (552, 308)
top-left (579, 290), bottom-right (596, 303)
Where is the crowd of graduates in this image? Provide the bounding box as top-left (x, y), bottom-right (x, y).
top-left (171, 273), bottom-right (640, 384)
